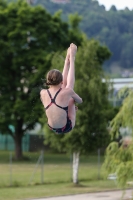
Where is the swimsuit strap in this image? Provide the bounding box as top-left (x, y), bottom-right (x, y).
top-left (47, 89), bottom-right (52, 100)
top-left (45, 88), bottom-right (63, 110)
top-left (47, 88), bottom-right (62, 102)
top-left (52, 88), bottom-right (62, 102)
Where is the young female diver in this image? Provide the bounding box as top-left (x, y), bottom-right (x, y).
top-left (40, 43), bottom-right (83, 134)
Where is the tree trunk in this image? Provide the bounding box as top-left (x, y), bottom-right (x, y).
top-left (73, 152), bottom-right (80, 184)
top-left (14, 133), bottom-right (23, 160)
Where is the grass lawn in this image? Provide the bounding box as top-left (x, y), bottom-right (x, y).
top-left (0, 151), bottom-right (118, 200)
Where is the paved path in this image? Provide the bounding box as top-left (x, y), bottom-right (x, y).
top-left (31, 189), bottom-right (133, 200)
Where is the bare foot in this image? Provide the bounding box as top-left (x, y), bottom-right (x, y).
top-left (70, 43), bottom-right (77, 58)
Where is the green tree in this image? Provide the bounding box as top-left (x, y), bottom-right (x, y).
top-left (110, 88), bottom-right (133, 138)
top-left (0, 0), bottom-right (82, 160)
top-left (43, 38), bottom-right (111, 184)
top-left (102, 141), bottom-right (133, 189)
top-left (103, 88), bottom-right (133, 189)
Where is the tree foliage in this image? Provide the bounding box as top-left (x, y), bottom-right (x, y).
top-left (103, 88), bottom-right (133, 189)
top-left (111, 89), bottom-right (133, 139)
top-left (102, 141), bottom-right (133, 188)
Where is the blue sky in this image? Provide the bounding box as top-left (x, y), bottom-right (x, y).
top-left (97, 0), bottom-right (133, 10)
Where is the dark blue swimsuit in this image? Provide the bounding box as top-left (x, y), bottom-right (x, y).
top-left (45, 88), bottom-right (72, 134)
